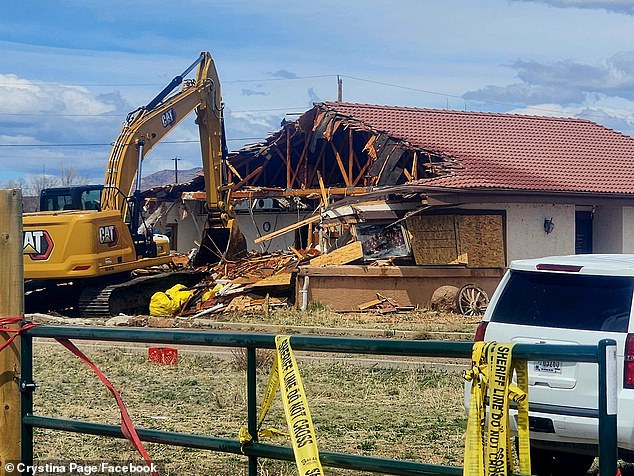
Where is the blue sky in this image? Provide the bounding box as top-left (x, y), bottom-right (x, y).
top-left (2, 0), bottom-right (634, 188)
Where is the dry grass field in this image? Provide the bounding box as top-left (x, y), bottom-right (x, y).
top-left (28, 307), bottom-right (477, 475)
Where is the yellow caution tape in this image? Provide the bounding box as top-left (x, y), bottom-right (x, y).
top-left (239, 335), bottom-right (324, 476)
top-left (463, 341), bottom-right (530, 476)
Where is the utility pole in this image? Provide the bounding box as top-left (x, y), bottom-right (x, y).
top-left (172, 157), bottom-right (181, 184)
top-left (337, 75), bottom-right (343, 102)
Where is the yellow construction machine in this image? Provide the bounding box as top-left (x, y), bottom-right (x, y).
top-left (23, 51), bottom-right (244, 317)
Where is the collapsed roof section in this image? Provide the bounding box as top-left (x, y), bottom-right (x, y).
top-left (227, 102), bottom-right (454, 199)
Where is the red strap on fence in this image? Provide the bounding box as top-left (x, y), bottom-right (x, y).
top-left (0, 319), bottom-right (158, 476)
top-left (56, 338), bottom-right (158, 476)
top-left (0, 317), bottom-right (38, 353)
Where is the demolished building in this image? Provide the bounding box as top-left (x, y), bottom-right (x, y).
top-left (146, 101), bottom-right (634, 314)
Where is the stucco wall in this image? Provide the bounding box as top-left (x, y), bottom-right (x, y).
top-left (593, 205), bottom-right (623, 253)
top-left (622, 207), bottom-right (634, 253)
top-left (236, 212), bottom-right (303, 252)
top-left (163, 201), bottom-right (206, 254)
top-left (156, 197), bottom-right (634, 259)
top-left (505, 203), bottom-right (575, 261)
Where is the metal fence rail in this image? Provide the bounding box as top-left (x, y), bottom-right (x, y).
top-left (20, 326), bottom-right (618, 476)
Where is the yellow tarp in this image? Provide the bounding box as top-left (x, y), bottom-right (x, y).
top-left (149, 284), bottom-right (193, 317)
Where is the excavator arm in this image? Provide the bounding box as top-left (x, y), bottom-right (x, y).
top-left (100, 51), bottom-right (243, 263)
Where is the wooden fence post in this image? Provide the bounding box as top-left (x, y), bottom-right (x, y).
top-left (0, 189), bottom-right (23, 474)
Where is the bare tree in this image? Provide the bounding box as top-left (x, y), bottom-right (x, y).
top-left (0, 178), bottom-right (26, 189)
top-left (28, 174), bottom-right (59, 199)
top-left (60, 164), bottom-right (87, 186)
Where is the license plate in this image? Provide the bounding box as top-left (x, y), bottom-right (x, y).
top-left (532, 360), bottom-right (562, 374)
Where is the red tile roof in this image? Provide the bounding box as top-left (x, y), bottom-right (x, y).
top-left (322, 102), bottom-right (634, 194)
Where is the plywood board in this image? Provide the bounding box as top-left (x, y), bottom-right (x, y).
top-left (406, 215), bottom-right (461, 265)
top-left (456, 215), bottom-right (504, 267)
top-left (251, 272), bottom-right (293, 287)
top-left (309, 240), bottom-right (364, 266)
top-left (407, 214), bottom-right (504, 267)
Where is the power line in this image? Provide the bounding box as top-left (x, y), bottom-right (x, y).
top-left (0, 74), bottom-right (336, 88)
top-left (0, 137), bottom-right (266, 148)
top-left (0, 71), bottom-right (623, 123)
top-left (341, 75), bottom-right (465, 101)
top-left (225, 74), bottom-right (335, 84)
top-left (0, 107), bottom-right (305, 118)
top-left (0, 142), bottom-right (112, 148)
top-left (340, 75), bottom-right (617, 121)
top-left (0, 112), bottom-right (123, 117)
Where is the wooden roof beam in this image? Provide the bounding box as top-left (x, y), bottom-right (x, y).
top-left (330, 142), bottom-right (352, 187)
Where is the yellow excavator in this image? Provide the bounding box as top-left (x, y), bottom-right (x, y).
top-left (23, 51), bottom-right (245, 317)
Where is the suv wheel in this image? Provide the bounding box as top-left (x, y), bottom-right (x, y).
top-left (530, 446), bottom-right (595, 475)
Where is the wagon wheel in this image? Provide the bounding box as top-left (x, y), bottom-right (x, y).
top-left (456, 284), bottom-right (489, 316)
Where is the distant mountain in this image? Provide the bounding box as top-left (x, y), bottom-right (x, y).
top-left (140, 167), bottom-right (202, 190)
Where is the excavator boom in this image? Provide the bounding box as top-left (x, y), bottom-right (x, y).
top-left (101, 52), bottom-right (224, 216)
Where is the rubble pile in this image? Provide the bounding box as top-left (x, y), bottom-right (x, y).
top-left (157, 249), bottom-right (321, 318)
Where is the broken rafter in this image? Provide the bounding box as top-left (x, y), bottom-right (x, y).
top-left (254, 214), bottom-right (322, 244)
top-left (231, 186), bottom-right (369, 200)
top-left (330, 141), bottom-right (352, 187)
top-left (324, 118), bottom-right (342, 140)
top-left (354, 161), bottom-right (372, 187)
top-left (286, 128), bottom-right (291, 189)
top-left (363, 135), bottom-right (378, 159)
top-left (307, 140), bottom-right (328, 189)
top-left (316, 170), bottom-right (328, 206)
top-left (290, 129), bottom-right (312, 189)
top-left (312, 111), bottom-right (326, 132)
top-left (412, 151), bottom-right (419, 181)
top-left (348, 127), bottom-right (354, 183)
top-left (227, 162), bottom-right (243, 182)
top-left (233, 165), bottom-right (264, 190)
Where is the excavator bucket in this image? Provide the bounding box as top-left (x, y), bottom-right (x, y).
top-left (192, 219), bottom-right (247, 267)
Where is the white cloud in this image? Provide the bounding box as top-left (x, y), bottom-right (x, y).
top-left (0, 134), bottom-right (38, 145)
top-left (0, 73), bottom-right (117, 115)
top-left (503, 102), bottom-right (634, 136)
top-left (513, 0), bottom-right (634, 15)
top-left (462, 51), bottom-right (634, 136)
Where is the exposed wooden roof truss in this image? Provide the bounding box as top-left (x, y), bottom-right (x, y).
top-left (227, 104), bottom-right (451, 199)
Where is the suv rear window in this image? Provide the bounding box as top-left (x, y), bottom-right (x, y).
top-left (491, 270), bottom-right (634, 332)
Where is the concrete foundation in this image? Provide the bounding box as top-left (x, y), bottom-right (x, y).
top-left (296, 265), bottom-right (505, 311)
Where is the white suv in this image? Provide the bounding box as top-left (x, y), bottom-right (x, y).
top-left (469, 254), bottom-right (634, 475)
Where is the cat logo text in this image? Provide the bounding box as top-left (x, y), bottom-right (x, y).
top-left (99, 225), bottom-right (118, 246)
top-left (23, 230), bottom-right (54, 260)
top-left (161, 108), bottom-right (176, 128)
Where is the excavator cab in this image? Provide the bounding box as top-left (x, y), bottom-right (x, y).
top-left (40, 185), bottom-right (103, 212)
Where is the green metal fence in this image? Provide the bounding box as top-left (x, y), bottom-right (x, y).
top-left (19, 326), bottom-right (618, 476)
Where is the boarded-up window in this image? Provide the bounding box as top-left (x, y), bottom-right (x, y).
top-left (406, 214), bottom-right (504, 267)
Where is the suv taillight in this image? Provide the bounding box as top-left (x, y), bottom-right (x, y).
top-left (474, 321), bottom-right (488, 342)
top-left (624, 333), bottom-right (634, 389)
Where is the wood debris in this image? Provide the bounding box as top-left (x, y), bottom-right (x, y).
top-left (177, 249), bottom-right (319, 317)
top-left (309, 240), bottom-right (363, 266)
top-left (357, 293), bottom-right (414, 314)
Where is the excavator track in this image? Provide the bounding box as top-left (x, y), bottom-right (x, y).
top-left (77, 284), bottom-right (123, 318)
top-left (76, 270), bottom-right (206, 318)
